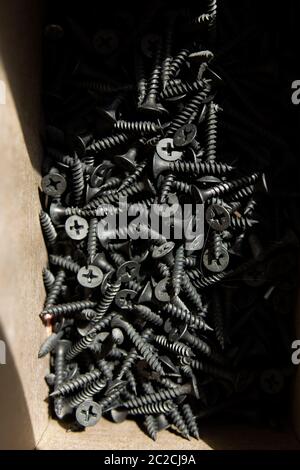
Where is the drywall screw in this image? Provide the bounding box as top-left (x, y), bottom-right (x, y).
top-left (87, 218), bottom-right (98, 263)
top-left (65, 313), bottom-right (115, 361)
top-left (205, 101), bottom-right (218, 161)
top-left (75, 400), bottom-right (102, 427)
top-left (111, 316), bottom-right (164, 376)
top-left (53, 340), bottom-right (72, 420)
top-left (139, 37), bottom-right (167, 116)
top-left (260, 369), bottom-right (284, 395)
top-left (92, 279), bottom-right (122, 323)
top-left (132, 304), bottom-right (163, 328)
top-left (127, 401), bottom-right (176, 416)
top-left (42, 268), bottom-right (55, 292)
top-left (203, 246), bottom-right (229, 273)
top-left (168, 48), bottom-right (189, 79)
top-left (41, 168), bottom-right (67, 197)
top-left (50, 369), bottom-right (102, 397)
top-left (206, 204), bottom-right (230, 231)
top-left (135, 51), bottom-right (148, 106)
top-left (168, 406), bottom-right (191, 440)
top-left (40, 210), bottom-right (57, 247)
top-left (69, 379), bottom-right (107, 409)
top-left (38, 330), bottom-right (64, 358)
top-left (49, 255), bottom-right (81, 274)
top-left (166, 86), bottom-right (212, 136)
top-left (77, 265), bottom-right (103, 288)
top-left (154, 335), bottom-right (194, 357)
top-left (181, 403), bottom-right (200, 439)
top-left (45, 270), bottom-right (66, 307)
top-left (172, 244), bottom-right (185, 296)
top-left (162, 304), bottom-right (211, 331)
top-left (41, 300), bottom-right (97, 320)
top-left (173, 123), bottom-right (197, 148)
top-left (142, 382), bottom-right (159, 441)
top-left (65, 215), bottom-right (89, 240)
top-left (86, 133), bottom-right (131, 155)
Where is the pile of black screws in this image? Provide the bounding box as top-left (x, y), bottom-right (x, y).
top-left (38, 2), bottom-right (299, 438)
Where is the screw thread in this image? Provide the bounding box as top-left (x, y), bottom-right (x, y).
top-left (39, 210), bottom-right (57, 246)
top-left (45, 270), bottom-right (66, 307)
top-left (87, 133), bottom-right (130, 154)
top-left (134, 304), bottom-right (163, 327)
top-left (49, 255), bottom-right (81, 274)
top-left (70, 156), bottom-right (84, 206)
top-left (42, 300), bottom-right (96, 319)
top-left (128, 400), bottom-right (175, 416)
top-left (42, 268), bottom-right (55, 291)
top-left (154, 335), bottom-right (193, 357)
top-left (87, 218), bottom-right (98, 263)
top-left (38, 330), bottom-right (63, 358)
top-left (162, 304), bottom-right (209, 330)
top-left (181, 403), bottom-right (199, 439)
top-left (68, 379), bottom-right (107, 408)
top-left (172, 244), bottom-right (185, 296)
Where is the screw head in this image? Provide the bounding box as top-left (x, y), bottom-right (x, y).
top-left (141, 33), bottom-right (160, 58)
top-left (101, 270), bottom-right (115, 294)
top-left (90, 163), bottom-right (113, 187)
top-left (173, 124), bottom-right (197, 147)
top-left (75, 400), bottom-right (102, 427)
top-left (93, 29), bottom-right (118, 55)
top-left (117, 261), bottom-right (140, 282)
top-left (260, 369), bottom-right (284, 395)
top-left (49, 200), bottom-right (66, 225)
top-left (77, 265), bottom-right (103, 288)
top-left (65, 216), bottom-right (89, 240)
top-left (203, 248), bottom-right (229, 272)
top-left (110, 408), bottom-right (128, 423)
top-left (154, 278), bottom-right (170, 302)
top-left (115, 289), bottom-right (137, 309)
top-left (152, 241), bottom-right (175, 259)
top-left (156, 138), bottom-right (183, 162)
top-left (42, 172), bottom-right (67, 197)
top-left (206, 204), bottom-right (231, 231)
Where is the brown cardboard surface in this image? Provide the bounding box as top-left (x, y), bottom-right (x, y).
top-left (37, 419), bottom-right (300, 451)
top-left (0, 0), bottom-right (48, 450)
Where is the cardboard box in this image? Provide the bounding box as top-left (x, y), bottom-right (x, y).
top-left (0, 0), bottom-right (299, 450)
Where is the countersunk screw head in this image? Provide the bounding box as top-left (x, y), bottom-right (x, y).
top-left (203, 248), bottom-right (229, 273)
top-left (115, 289), bottom-right (137, 309)
top-left (93, 29), bottom-right (118, 56)
top-left (206, 204), bottom-right (231, 231)
top-left (152, 241), bottom-right (175, 259)
top-left (110, 408), bottom-right (128, 423)
top-left (117, 261), bottom-right (140, 282)
top-left (101, 270), bottom-right (115, 294)
top-left (42, 172), bottom-right (67, 197)
top-left (154, 278), bottom-right (171, 302)
top-left (65, 216), bottom-right (89, 240)
top-left (156, 138), bottom-right (183, 162)
top-left (75, 400), bottom-right (102, 427)
top-left (260, 369), bottom-right (284, 395)
top-left (77, 265), bottom-right (103, 288)
top-left (173, 124), bottom-right (197, 148)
